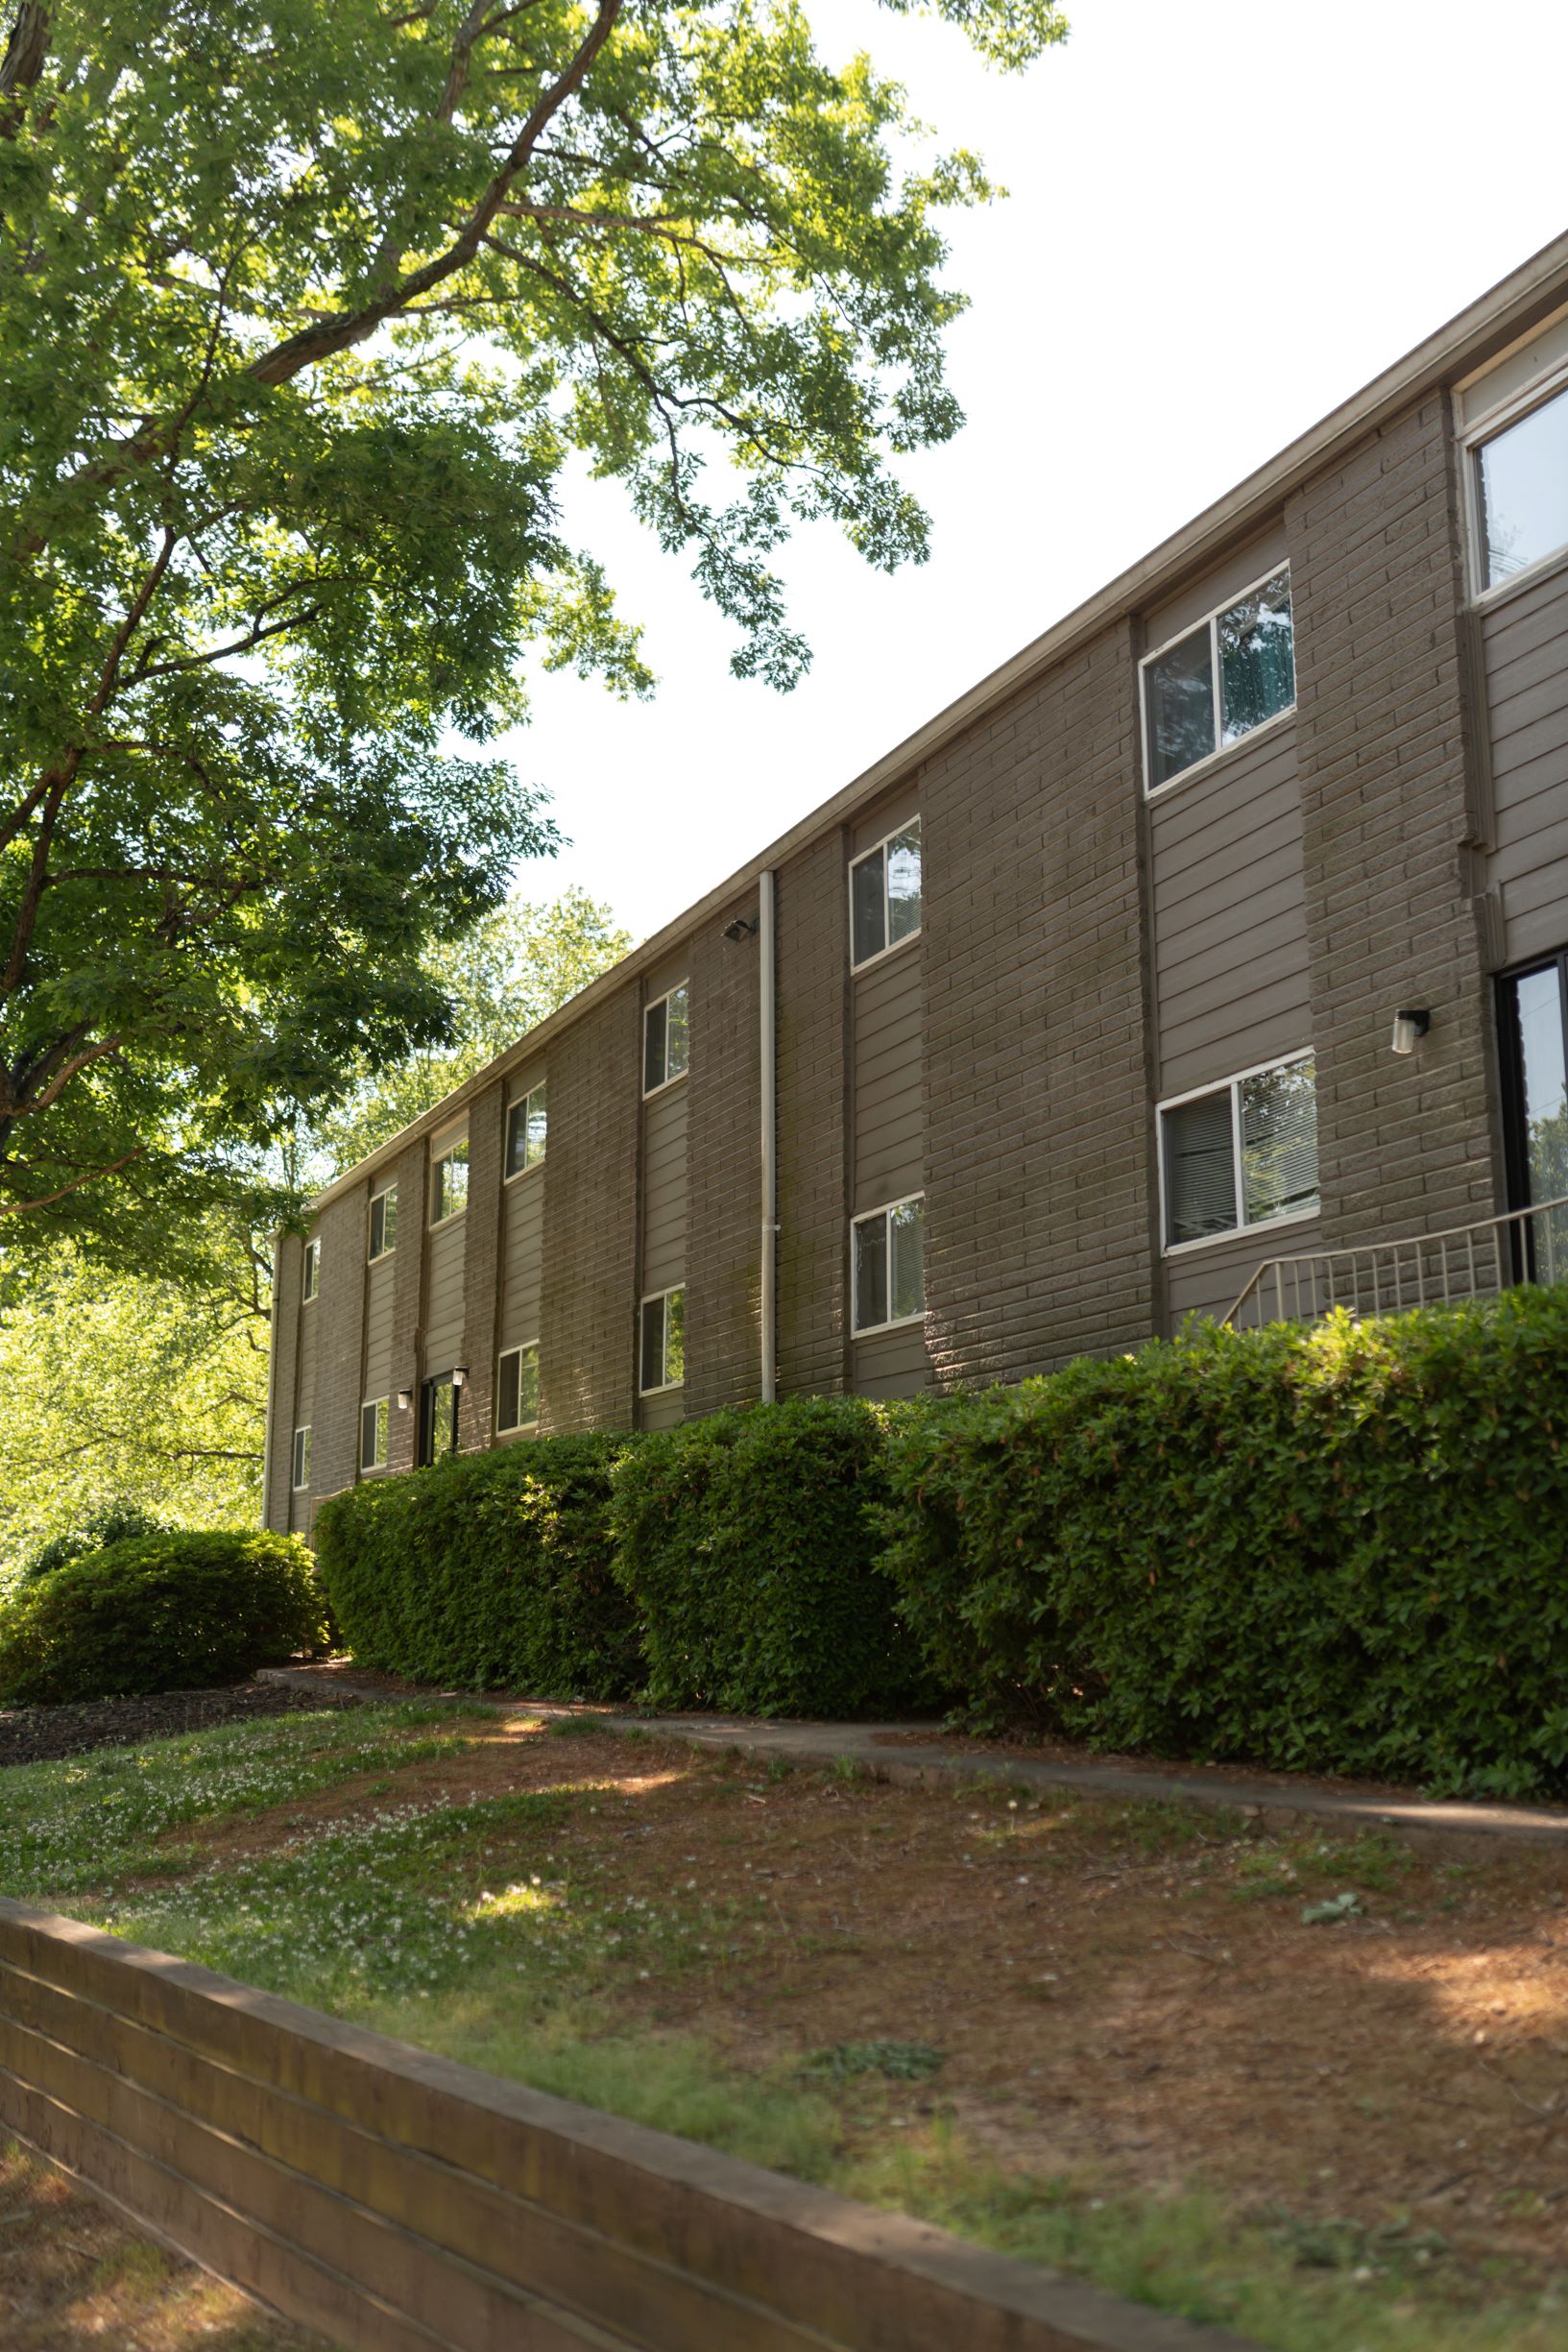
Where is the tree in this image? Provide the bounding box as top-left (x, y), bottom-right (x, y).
top-left (0, 0), bottom-right (1066, 1260)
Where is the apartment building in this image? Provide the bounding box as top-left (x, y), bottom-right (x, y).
top-left (266, 229), bottom-right (1568, 1532)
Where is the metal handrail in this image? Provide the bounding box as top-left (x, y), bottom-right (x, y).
top-left (1222, 1193), bottom-right (1568, 1329)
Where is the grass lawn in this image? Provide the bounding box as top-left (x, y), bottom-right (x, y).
top-left (5, 1698), bottom-right (1567, 2350)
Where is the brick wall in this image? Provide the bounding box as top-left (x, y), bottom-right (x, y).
top-left (540, 987), bottom-right (640, 1432)
top-left (776, 831), bottom-right (850, 1395)
top-left (264, 1235), bottom-right (302, 1531)
top-left (309, 1185), bottom-right (368, 1505)
top-left (459, 1079), bottom-right (505, 1451)
top-left (922, 616), bottom-right (1157, 1385)
top-left (387, 1137), bottom-right (428, 1474)
top-left (1289, 393), bottom-right (1503, 1246)
top-left (685, 902), bottom-right (762, 1416)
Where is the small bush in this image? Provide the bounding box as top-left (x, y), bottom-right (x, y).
top-left (313, 1437), bottom-right (641, 1699)
top-left (878, 1288), bottom-right (1568, 1796)
top-left (609, 1395), bottom-right (931, 1716)
top-left (17, 1504), bottom-right (173, 1586)
top-left (0, 1531), bottom-right (330, 1705)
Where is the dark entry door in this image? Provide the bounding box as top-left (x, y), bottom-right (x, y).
top-left (1499, 955), bottom-right (1568, 1278)
top-left (419, 1373), bottom-right (460, 1467)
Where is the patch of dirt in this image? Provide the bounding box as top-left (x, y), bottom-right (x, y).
top-left (0, 2143), bottom-right (326, 2349)
top-left (865, 1726), bottom-right (1440, 1808)
top-left (0, 1681), bottom-right (365, 1770)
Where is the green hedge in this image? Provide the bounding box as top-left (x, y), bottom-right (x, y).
top-left (0, 1530), bottom-right (330, 1705)
top-left (313, 1437), bottom-right (642, 1699)
top-left (878, 1287), bottom-right (1568, 1797)
top-left (609, 1395), bottom-right (930, 1716)
top-left (16, 1504), bottom-right (173, 1587)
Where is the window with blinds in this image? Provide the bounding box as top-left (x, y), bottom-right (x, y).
top-left (1161, 1054), bottom-right (1318, 1249)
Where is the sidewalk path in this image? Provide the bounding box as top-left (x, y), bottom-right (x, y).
top-left (262, 1663), bottom-right (1568, 1849)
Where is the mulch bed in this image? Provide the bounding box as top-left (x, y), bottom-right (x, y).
top-left (0, 1679), bottom-right (365, 1769)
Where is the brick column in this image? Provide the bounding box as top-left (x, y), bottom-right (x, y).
top-left (265, 1234), bottom-right (302, 1531)
top-left (922, 616), bottom-right (1155, 1386)
top-left (387, 1137), bottom-right (429, 1474)
top-left (776, 832), bottom-right (850, 1396)
top-left (686, 901), bottom-right (761, 1416)
top-left (1289, 392), bottom-right (1502, 1247)
top-left (459, 1079), bottom-right (505, 1451)
top-left (540, 987), bottom-right (640, 1433)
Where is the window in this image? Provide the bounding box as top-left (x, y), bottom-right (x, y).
top-left (851, 817), bottom-right (922, 969)
top-left (291, 1425), bottom-right (311, 1490)
top-left (419, 1373), bottom-right (460, 1467)
top-left (496, 1342), bottom-right (540, 1433)
top-left (368, 1185), bottom-right (398, 1261)
top-left (643, 982), bottom-right (689, 1094)
top-left (360, 1397), bottom-right (389, 1471)
top-left (505, 1081), bottom-right (547, 1178)
top-left (852, 1194), bottom-right (925, 1333)
top-left (639, 1286), bottom-right (685, 1394)
top-left (302, 1236), bottom-right (320, 1301)
top-left (1142, 569), bottom-right (1295, 791)
top-left (1159, 1054), bottom-right (1318, 1250)
top-left (431, 1136), bottom-right (469, 1224)
top-left (1499, 956), bottom-right (1568, 1278)
top-left (1473, 376), bottom-right (1568, 593)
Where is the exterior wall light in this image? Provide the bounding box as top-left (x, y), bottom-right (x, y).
top-left (451, 1366), bottom-right (469, 1389)
top-left (396, 1389), bottom-right (413, 1412)
top-left (1390, 1007), bottom-right (1432, 1056)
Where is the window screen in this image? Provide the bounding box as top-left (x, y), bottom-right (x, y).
top-left (851, 819), bottom-right (922, 967)
top-left (1145, 570), bottom-right (1294, 789)
top-left (497, 1343), bottom-right (540, 1432)
top-left (1478, 382), bottom-right (1568, 589)
top-left (506, 1083), bottom-right (547, 1177)
top-left (359, 1398), bottom-right (389, 1470)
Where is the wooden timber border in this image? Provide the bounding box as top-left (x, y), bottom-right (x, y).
top-left (0, 1896), bottom-right (1254, 2352)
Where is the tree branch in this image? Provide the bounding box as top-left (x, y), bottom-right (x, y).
top-left (0, 1146), bottom-right (144, 1213)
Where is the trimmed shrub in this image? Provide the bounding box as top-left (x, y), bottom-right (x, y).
top-left (878, 1287), bottom-right (1568, 1797)
top-left (17, 1504), bottom-right (173, 1586)
top-left (610, 1395), bottom-right (931, 1716)
top-left (313, 1437), bottom-right (641, 1698)
top-left (0, 1530), bottom-right (330, 1705)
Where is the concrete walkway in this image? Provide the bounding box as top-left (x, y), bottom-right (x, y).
top-left (263, 1663), bottom-right (1568, 1849)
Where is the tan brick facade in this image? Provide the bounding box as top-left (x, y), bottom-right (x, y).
top-left (539, 987), bottom-right (641, 1433)
top-left (685, 900), bottom-right (763, 1417)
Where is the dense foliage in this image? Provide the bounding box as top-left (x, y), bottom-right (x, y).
top-left (610, 1395), bottom-right (929, 1714)
top-left (878, 1290), bottom-right (1568, 1797)
top-left (0, 0), bottom-right (1065, 1258)
top-left (15, 1504), bottom-right (172, 1586)
top-left (0, 1530), bottom-right (329, 1704)
top-left (313, 1438), bottom-right (641, 1700)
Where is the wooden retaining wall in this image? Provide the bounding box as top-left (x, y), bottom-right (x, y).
top-left (0, 1898), bottom-right (1249, 2352)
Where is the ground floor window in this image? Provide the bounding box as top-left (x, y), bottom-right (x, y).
top-left (496, 1342), bottom-right (540, 1433)
top-left (1500, 954), bottom-right (1568, 1273)
top-left (1159, 1052), bottom-right (1318, 1250)
top-left (639, 1286), bottom-right (685, 1394)
top-left (852, 1194), bottom-right (925, 1333)
top-left (360, 1397), bottom-right (389, 1471)
top-left (420, 1372), bottom-right (460, 1467)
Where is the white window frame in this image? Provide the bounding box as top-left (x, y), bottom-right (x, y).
top-left (850, 1191), bottom-right (926, 1336)
top-left (359, 1396), bottom-right (389, 1472)
top-left (302, 1236), bottom-right (320, 1302)
top-left (429, 1130), bottom-right (470, 1225)
top-left (495, 1341), bottom-right (541, 1434)
top-left (639, 1284), bottom-right (686, 1394)
top-left (1139, 564), bottom-right (1296, 802)
top-left (368, 1184), bottom-right (397, 1262)
top-left (1461, 356), bottom-right (1568, 608)
top-left (1156, 1049), bottom-right (1319, 1257)
top-left (848, 815), bottom-right (923, 973)
top-left (642, 982), bottom-right (690, 1098)
top-left (291, 1425), bottom-right (311, 1491)
top-left (504, 1080), bottom-right (547, 1182)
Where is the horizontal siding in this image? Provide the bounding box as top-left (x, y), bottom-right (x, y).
top-left (424, 1218), bottom-right (467, 1370)
top-left (1164, 1219), bottom-right (1322, 1331)
top-left (641, 1081), bottom-right (688, 1295)
top-left (853, 1321), bottom-right (929, 1398)
top-left (501, 1167), bottom-right (545, 1350)
top-left (1484, 558), bottom-right (1568, 963)
top-left (363, 1260), bottom-right (395, 1396)
top-left (639, 1385), bottom-right (684, 1431)
top-left (853, 943), bottom-right (923, 1212)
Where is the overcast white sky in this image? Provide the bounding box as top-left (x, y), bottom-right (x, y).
top-left (504, 0), bottom-right (1568, 945)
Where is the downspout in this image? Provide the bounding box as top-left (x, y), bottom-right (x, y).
top-left (260, 1233), bottom-right (282, 1530)
top-left (760, 868), bottom-right (778, 1403)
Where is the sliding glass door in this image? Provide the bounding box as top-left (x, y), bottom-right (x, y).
top-left (1500, 955), bottom-right (1568, 1279)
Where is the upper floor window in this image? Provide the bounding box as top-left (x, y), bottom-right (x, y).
top-left (1159, 1052), bottom-right (1318, 1251)
top-left (506, 1081), bottom-right (547, 1178)
top-left (496, 1342), bottom-right (541, 1433)
top-left (302, 1237), bottom-right (320, 1301)
top-left (368, 1185), bottom-right (398, 1262)
top-left (639, 1285), bottom-right (685, 1394)
top-left (643, 982), bottom-right (689, 1095)
top-left (430, 1136), bottom-right (469, 1224)
top-left (1474, 376), bottom-right (1568, 593)
top-left (1142, 569), bottom-right (1295, 793)
top-left (851, 817), bottom-right (922, 969)
top-left (852, 1193), bottom-right (925, 1333)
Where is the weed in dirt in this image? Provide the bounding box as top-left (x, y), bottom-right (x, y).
top-left (803, 2040), bottom-right (945, 2084)
top-left (545, 1713), bottom-right (615, 1738)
